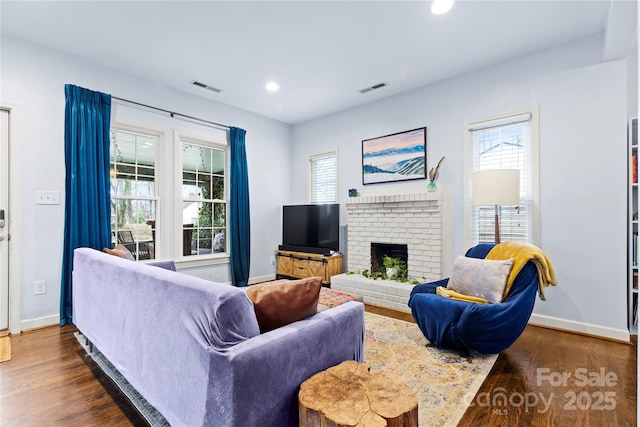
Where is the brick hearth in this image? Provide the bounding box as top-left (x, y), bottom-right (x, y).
top-left (331, 274), bottom-right (413, 312)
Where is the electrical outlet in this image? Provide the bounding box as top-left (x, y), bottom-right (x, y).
top-left (34, 280), bottom-right (46, 295)
top-left (270, 256), bottom-right (276, 266)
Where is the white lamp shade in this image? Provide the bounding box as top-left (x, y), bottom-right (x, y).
top-left (472, 169), bottom-right (520, 206)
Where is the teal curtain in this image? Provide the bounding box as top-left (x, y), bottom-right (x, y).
top-left (229, 127), bottom-right (250, 287)
top-left (60, 84), bottom-right (112, 325)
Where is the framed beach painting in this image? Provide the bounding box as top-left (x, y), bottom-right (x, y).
top-left (362, 127), bottom-right (427, 185)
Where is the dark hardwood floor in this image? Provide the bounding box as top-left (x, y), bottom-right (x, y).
top-left (458, 327), bottom-right (637, 427)
top-left (0, 325), bottom-right (148, 426)
top-left (1, 316), bottom-right (636, 426)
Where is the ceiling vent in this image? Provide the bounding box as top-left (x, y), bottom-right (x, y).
top-left (191, 80), bottom-right (223, 93)
top-left (359, 82), bottom-right (388, 94)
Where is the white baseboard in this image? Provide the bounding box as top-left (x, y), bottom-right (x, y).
top-left (221, 274), bottom-right (278, 286)
top-left (529, 313), bottom-right (630, 342)
top-left (248, 274), bottom-right (276, 285)
top-left (21, 314), bottom-right (59, 332)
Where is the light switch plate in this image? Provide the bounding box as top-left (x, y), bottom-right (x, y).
top-left (34, 280), bottom-right (46, 295)
top-left (36, 191), bottom-right (60, 205)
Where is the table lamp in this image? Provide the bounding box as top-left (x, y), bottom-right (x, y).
top-left (472, 169), bottom-right (520, 243)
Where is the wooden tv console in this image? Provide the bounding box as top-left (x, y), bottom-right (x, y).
top-left (275, 250), bottom-right (343, 285)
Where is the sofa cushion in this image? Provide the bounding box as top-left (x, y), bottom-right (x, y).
top-left (246, 276), bottom-right (322, 332)
top-left (447, 256), bottom-right (514, 303)
top-left (103, 244), bottom-right (135, 261)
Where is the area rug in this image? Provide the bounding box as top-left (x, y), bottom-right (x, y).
top-left (364, 312), bottom-right (498, 427)
top-left (74, 332), bottom-right (170, 426)
top-left (0, 335), bottom-right (10, 362)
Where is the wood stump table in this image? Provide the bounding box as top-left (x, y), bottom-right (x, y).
top-left (299, 360), bottom-right (418, 427)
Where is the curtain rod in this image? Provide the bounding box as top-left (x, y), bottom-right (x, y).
top-left (112, 96), bottom-right (230, 130)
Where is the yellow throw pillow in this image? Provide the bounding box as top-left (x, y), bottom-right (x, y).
top-left (245, 277), bottom-right (322, 333)
top-left (104, 244), bottom-right (135, 261)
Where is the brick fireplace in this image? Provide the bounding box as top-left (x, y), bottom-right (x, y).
top-left (332, 189), bottom-right (452, 311)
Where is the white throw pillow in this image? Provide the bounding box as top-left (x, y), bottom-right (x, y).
top-left (447, 256), bottom-right (514, 303)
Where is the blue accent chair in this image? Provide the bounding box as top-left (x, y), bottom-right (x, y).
top-left (408, 243), bottom-right (539, 354)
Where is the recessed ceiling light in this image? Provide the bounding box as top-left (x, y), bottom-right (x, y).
top-left (431, 0), bottom-right (455, 15)
top-left (266, 81), bottom-right (280, 92)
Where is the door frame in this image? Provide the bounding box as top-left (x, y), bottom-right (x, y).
top-left (0, 108), bottom-right (9, 330)
top-left (1, 105), bottom-right (21, 334)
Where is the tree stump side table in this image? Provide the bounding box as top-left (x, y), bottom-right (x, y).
top-left (299, 360), bottom-right (418, 427)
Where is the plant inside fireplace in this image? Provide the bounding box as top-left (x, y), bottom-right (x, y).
top-left (357, 267), bottom-right (421, 284)
top-left (361, 269), bottom-right (387, 280)
top-left (383, 255), bottom-right (408, 282)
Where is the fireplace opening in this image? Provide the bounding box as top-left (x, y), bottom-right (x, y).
top-left (370, 243), bottom-right (408, 274)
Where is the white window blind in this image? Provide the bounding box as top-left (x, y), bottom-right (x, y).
top-left (469, 113), bottom-right (533, 245)
top-left (309, 150), bottom-right (337, 204)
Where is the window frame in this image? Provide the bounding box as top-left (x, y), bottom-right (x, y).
top-left (463, 107), bottom-right (540, 249)
top-left (174, 132), bottom-right (230, 266)
top-left (110, 121), bottom-right (167, 262)
top-left (308, 148), bottom-right (338, 204)
top-left (109, 119), bottom-right (230, 268)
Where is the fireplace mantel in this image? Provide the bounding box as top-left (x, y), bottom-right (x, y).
top-left (346, 191), bottom-right (443, 205)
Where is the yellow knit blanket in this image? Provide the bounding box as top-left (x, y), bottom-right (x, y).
top-left (435, 286), bottom-right (491, 303)
top-left (436, 242), bottom-right (556, 304)
top-left (486, 242), bottom-right (556, 301)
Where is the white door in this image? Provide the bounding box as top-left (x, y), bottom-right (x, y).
top-left (0, 109), bottom-right (9, 330)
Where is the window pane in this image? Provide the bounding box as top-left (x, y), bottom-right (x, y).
top-left (138, 165), bottom-right (155, 178)
top-left (183, 171), bottom-right (199, 199)
top-left (111, 199), bottom-right (156, 261)
top-left (469, 114), bottom-right (533, 245)
top-left (110, 128), bottom-right (159, 261)
top-left (186, 201), bottom-right (212, 255)
top-left (309, 150), bottom-right (337, 204)
top-left (212, 149), bottom-right (225, 175)
top-left (183, 201), bottom-right (199, 226)
top-left (213, 176), bottom-right (224, 200)
top-left (214, 203), bottom-right (226, 227)
top-left (197, 173), bottom-right (212, 199)
top-left (213, 228), bottom-right (226, 253)
top-left (182, 140), bottom-right (228, 258)
top-left (199, 147), bottom-right (213, 173)
top-left (183, 145), bottom-right (199, 173)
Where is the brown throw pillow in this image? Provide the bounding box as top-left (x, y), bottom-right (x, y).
top-left (245, 277), bottom-right (322, 333)
top-left (104, 244), bottom-right (135, 261)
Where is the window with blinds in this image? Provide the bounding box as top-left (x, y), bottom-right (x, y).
top-left (468, 112), bottom-right (535, 245)
top-left (309, 150), bottom-right (338, 204)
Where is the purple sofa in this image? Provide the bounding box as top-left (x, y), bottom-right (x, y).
top-left (72, 248), bottom-right (365, 426)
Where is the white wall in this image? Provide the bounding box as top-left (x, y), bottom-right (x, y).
top-left (291, 34), bottom-right (629, 338)
top-left (2, 31), bottom-right (632, 338)
top-left (1, 36), bottom-right (291, 327)
top-left (629, 47), bottom-right (638, 118)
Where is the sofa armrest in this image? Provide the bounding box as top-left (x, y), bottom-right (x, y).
top-left (207, 301), bottom-right (365, 427)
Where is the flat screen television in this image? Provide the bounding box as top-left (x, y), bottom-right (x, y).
top-left (280, 204), bottom-right (339, 255)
